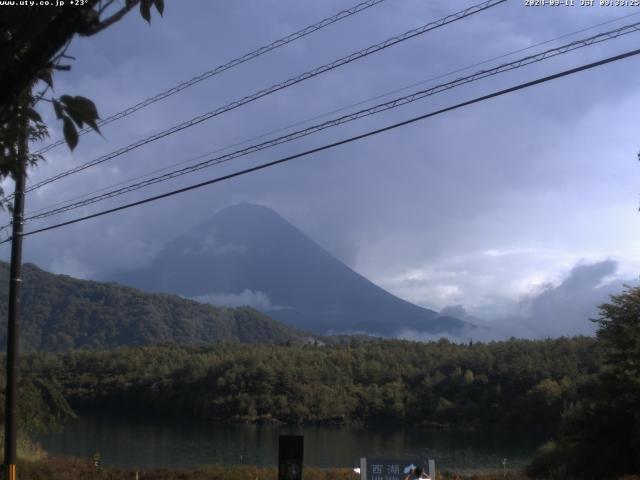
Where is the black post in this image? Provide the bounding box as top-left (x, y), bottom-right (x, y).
top-left (3, 108), bottom-right (28, 480)
top-left (278, 435), bottom-right (303, 480)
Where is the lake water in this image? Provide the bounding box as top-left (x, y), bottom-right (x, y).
top-left (37, 413), bottom-right (554, 474)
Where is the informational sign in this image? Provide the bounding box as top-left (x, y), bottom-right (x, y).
top-left (278, 435), bottom-right (304, 480)
top-left (366, 458), bottom-right (403, 480)
top-left (360, 458), bottom-right (435, 480)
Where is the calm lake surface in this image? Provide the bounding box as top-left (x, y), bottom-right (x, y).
top-left (37, 413), bottom-right (554, 474)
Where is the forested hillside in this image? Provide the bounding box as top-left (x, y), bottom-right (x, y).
top-left (0, 262), bottom-right (317, 350)
top-left (20, 336), bottom-right (600, 427)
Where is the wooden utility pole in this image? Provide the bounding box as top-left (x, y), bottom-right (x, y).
top-left (3, 105), bottom-right (28, 480)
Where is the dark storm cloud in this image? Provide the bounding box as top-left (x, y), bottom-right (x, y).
top-left (2, 0), bottom-right (638, 338)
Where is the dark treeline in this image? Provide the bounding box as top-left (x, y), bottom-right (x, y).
top-left (16, 336), bottom-right (600, 428)
top-left (0, 262), bottom-right (321, 351)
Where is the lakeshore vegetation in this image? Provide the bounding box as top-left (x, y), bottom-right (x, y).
top-left (5, 336), bottom-right (599, 428)
top-left (0, 282), bottom-right (637, 478)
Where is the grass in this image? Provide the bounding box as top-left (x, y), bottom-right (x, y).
top-left (17, 457), bottom-right (359, 480)
top-left (0, 435), bottom-right (48, 463)
top-left (15, 457), bottom-right (531, 480)
top-left (13, 456), bottom-right (640, 480)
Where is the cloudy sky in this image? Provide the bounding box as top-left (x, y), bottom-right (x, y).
top-left (2, 0), bottom-right (639, 337)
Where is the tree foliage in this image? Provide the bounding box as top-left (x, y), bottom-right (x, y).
top-left (528, 286), bottom-right (640, 479)
top-left (15, 336), bottom-right (601, 428)
top-left (0, 357), bottom-right (75, 436)
top-left (0, 0), bottom-right (163, 199)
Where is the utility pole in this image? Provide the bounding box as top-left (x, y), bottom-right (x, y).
top-left (3, 104), bottom-right (28, 480)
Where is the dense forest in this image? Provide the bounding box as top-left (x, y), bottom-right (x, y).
top-left (5, 336), bottom-right (600, 429)
top-left (0, 262), bottom-right (319, 350)
top-left (0, 260), bottom-right (636, 478)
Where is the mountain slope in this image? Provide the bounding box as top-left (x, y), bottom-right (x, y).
top-left (111, 203), bottom-right (470, 336)
top-left (0, 261), bottom-right (317, 351)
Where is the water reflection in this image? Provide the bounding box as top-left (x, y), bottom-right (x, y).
top-left (37, 413), bottom-right (554, 474)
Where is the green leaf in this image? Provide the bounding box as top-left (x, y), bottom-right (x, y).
top-left (26, 108), bottom-right (43, 124)
top-left (60, 95), bottom-right (100, 132)
top-left (64, 107), bottom-right (85, 129)
top-left (88, 120), bottom-right (101, 134)
top-left (72, 96), bottom-right (99, 119)
top-left (53, 100), bottom-right (64, 119)
top-left (140, 0), bottom-right (152, 23)
top-left (83, 117), bottom-right (101, 135)
top-left (62, 116), bottom-right (78, 151)
top-left (154, 0), bottom-right (164, 16)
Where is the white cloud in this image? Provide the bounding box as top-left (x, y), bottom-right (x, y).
top-left (192, 289), bottom-right (289, 311)
top-left (184, 232), bottom-right (246, 256)
top-left (396, 260), bottom-right (637, 342)
top-left (474, 260), bottom-right (637, 339)
top-left (48, 252), bottom-right (94, 280)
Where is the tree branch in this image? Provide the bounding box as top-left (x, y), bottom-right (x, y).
top-left (81, 0), bottom-right (141, 36)
top-left (97, 0), bottom-right (119, 16)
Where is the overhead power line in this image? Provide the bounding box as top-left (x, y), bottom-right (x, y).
top-left (25, 10), bottom-right (640, 219)
top-left (4, 46), bottom-right (639, 244)
top-left (18, 0), bottom-right (506, 198)
top-left (33, 0), bottom-right (388, 156)
top-left (21, 21), bottom-right (640, 224)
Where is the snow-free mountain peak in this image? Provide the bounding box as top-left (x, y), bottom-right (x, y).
top-left (111, 203), bottom-right (470, 336)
